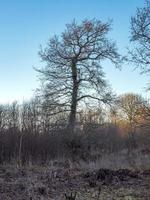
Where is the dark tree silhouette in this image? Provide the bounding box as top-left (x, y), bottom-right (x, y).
top-left (129, 1), bottom-right (150, 72)
top-left (37, 19), bottom-right (120, 129)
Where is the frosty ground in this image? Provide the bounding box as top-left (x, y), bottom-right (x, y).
top-left (0, 164), bottom-right (150, 200)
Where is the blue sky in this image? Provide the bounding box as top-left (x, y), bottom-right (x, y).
top-left (0, 0), bottom-right (148, 103)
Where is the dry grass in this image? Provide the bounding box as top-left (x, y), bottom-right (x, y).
top-left (0, 164), bottom-right (150, 200)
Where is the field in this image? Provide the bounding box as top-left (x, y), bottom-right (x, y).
top-left (0, 163), bottom-right (150, 200)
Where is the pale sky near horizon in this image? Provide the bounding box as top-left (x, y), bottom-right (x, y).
top-left (0, 0), bottom-right (149, 104)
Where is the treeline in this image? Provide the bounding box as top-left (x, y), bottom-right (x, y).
top-left (0, 93), bottom-right (150, 166)
top-left (0, 93), bottom-right (149, 135)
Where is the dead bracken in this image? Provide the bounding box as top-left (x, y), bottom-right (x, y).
top-left (0, 166), bottom-right (149, 200)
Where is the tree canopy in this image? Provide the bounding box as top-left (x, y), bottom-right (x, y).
top-left (129, 1), bottom-right (150, 73)
top-left (36, 19), bottom-right (120, 129)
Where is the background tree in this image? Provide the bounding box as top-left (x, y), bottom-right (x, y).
top-left (136, 99), bottom-right (150, 128)
top-left (129, 1), bottom-right (150, 73)
top-left (21, 98), bottom-right (40, 133)
top-left (117, 93), bottom-right (145, 146)
top-left (8, 101), bottom-right (19, 131)
top-left (0, 104), bottom-right (8, 132)
top-left (109, 106), bottom-right (118, 126)
top-left (37, 19), bottom-right (120, 129)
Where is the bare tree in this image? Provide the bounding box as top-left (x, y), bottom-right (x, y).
top-left (129, 1), bottom-right (150, 72)
top-left (37, 19), bottom-right (120, 129)
top-left (8, 101), bottom-right (19, 130)
top-left (0, 102), bottom-right (19, 132)
top-left (0, 104), bottom-right (8, 131)
top-left (137, 99), bottom-right (150, 128)
top-left (109, 106), bottom-right (118, 126)
top-left (20, 98), bottom-right (40, 133)
top-left (117, 93), bottom-right (145, 146)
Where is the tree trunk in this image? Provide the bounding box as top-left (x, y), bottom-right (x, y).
top-left (68, 61), bottom-right (78, 131)
top-left (128, 119), bottom-right (136, 149)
